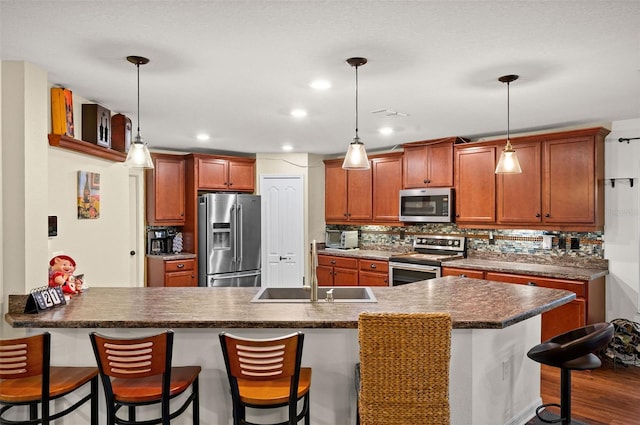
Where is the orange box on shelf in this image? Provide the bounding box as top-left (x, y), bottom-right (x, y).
top-left (51, 87), bottom-right (74, 137)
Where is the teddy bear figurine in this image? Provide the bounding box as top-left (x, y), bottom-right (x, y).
top-left (48, 255), bottom-right (83, 295)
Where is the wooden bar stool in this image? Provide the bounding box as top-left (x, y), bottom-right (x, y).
top-left (219, 331), bottom-right (311, 425)
top-left (89, 330), bottom-right (201, 425)
top-left (527, 322), bottom-right (614, 425)
top-left (0, 332), bottom-right (98, 425)
top-left (358, 312), bottom-right (452, 425)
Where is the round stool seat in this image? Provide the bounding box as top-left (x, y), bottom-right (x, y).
top-left (527, 322), bottom-right (614, 369)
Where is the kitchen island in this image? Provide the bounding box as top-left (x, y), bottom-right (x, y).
top-left (6, 277), bottom-right (575, 425)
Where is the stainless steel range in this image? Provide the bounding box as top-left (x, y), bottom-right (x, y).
top-left (388, 235), bottom-right (466, 286)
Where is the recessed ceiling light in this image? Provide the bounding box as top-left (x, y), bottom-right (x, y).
top-left (379, 127), bottom-right (394, 135)
top-left (282, 144), bottom-right (294, 152)
top-left (310, 80), bottom-right (331, 90)
top-left (196, 133), bottom-right (210, 141)
top-left (290, 109), bottom-right (308, 118)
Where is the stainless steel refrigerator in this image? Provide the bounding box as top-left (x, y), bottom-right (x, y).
top-left (198, 193), bottom-right (261, 287)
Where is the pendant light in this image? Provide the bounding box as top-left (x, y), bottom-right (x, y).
top-left (342, 57), bottom-right (370, 170)
top-left (495, 74), bottom-right (522, 174)
top-left (124, 55), bottom-right (154, 169)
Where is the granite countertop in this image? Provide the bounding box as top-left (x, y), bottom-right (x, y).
top-left (443, 257), bottom-right (608, 281)
top-left (317, 248), bottom-right (403, 261)
top-left (146, 252), bottom-right (197, 261)
top-left (5, 277), bottom-right (574, 330)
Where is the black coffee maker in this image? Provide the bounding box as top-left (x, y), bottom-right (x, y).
top-left (147, 229), bottom-right (174, 255)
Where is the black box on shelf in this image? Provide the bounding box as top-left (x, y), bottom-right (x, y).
top-left (82, 104), bottom-right (111, 148)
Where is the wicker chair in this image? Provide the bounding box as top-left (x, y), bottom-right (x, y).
top-left (358, 312), bottom-right (452, 425)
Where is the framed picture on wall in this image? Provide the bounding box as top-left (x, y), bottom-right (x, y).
top-left (77, 171), bottom-right (100, 219)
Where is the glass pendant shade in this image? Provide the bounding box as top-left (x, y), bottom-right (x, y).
top-left (495, 140), bottom-right (522, 174)
top-left (342, 136), bottom-right (370, 169)
top-left (125, 132), bottom-right (154, 169)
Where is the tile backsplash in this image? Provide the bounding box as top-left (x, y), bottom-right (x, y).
top-left (326, 224), bottom-right (604, 259)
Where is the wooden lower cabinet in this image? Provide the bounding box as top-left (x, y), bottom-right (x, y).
top-left (442, 265), bottom-right (604, 342)
top-left (484, 271), bottom-right (598, 341)
top-left (147, 257), bottom-right (197, 287)
top-left (358, 259), bottom-right (389, 286)
top-left (317, 255), bottom-right (359, 286)
top-left (441, 266), bottom-right (486, 279)
top-left (317, 255), bottom-right (390, 287)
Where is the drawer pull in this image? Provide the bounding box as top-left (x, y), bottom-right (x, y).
top-left (331, 260), bottom-right (336, 264)
top-left (459, 274), bottom-right (467, 278)
top-left (370, 264), bottom-right (376, 269)
top-left (177, 263), bottom-right (185, 269)
top-left (527, 281), bottom-right (537, 286)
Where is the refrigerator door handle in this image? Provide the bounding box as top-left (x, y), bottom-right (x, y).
top-left (237, 204), bottom-right (243, 264)
top-left (230, 204), bottom-right (237, 264)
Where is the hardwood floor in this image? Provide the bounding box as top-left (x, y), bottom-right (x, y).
top-left (539, 361), bottom-right (640, 425)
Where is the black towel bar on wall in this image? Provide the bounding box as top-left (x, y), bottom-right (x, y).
top-left (618, 137), bottom-right (640, 143)
top-left (608, 178), bottom-right (635, 188)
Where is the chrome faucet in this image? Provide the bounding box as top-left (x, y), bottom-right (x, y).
top-left (304, 240), bottom-right (318, 302)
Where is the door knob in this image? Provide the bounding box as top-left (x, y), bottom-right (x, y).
top-left (130, 250), bottom-right (136, 256)
top-left (279, 256), bottom-right (288, 260)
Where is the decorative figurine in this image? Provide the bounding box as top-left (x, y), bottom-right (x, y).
top-left (48, 255), bottom-right (83, 295)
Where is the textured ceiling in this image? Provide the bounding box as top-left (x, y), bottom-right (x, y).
top-left (1, 1), bottom-right (639, 156)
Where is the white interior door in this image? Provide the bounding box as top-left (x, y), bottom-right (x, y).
top-left (261, 175), bottom-right (304, 287)
top-left (129, 173), bottom-right (143, 287)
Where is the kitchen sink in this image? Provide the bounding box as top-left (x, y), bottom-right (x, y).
top-left (251, 286), bottom-right (377, 303)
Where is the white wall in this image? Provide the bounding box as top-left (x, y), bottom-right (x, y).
top-left (604, 118), bottom-right (640, 322)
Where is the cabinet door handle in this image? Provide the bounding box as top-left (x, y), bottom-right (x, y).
top-left (331, 260), bottom-right (336, 264)
top-left (344, 213), bottom-right (348, 217)
top-left (229, 182), bottom-right (233, 186)
top-left (224, 182), bottom-right (228, 185)
top-left (279, 256), bottom-right (288, 260)
top-left (177, 263), bottom-right (184, 269)
top-left (456, 214), bottom-right (460, 218)
top-left (545, 213), bottom-right (550, 218)
top-left (535, 213), bottom-right (540, 217)
top-left (423, 179), bottom-right (430, 184)
top-left (459, 274), bottom-right (467, 278)
top-left (527, 281), bottom-right (537, 286)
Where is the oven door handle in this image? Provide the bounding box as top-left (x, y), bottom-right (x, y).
top-left (389, 262), bottom-right (440, 272)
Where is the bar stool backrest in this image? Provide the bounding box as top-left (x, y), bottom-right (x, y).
top-left (91, 331), bottom-right (171, 379)
top-left (0, 333), bottom-right (48, 381)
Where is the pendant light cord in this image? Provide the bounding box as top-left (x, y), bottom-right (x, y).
top-left (354, 64), bottom-right (359, 139)
top-left (506, 80), bottom-right (510, 141)
top-left (136, 62), bottom-right (141, 135)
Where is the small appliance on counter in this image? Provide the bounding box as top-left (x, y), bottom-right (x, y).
top-left (147, 228), bottom-right (176, 255)
top-left (325, 230), bottom-right (358, 249)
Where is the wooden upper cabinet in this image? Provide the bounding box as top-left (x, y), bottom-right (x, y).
top-left (543, 136), bottom-right (596, 224)
top-left (146, 153), bottom-right (185, 226)
top-left (324, 162), bottom-right (348, 221)
top-left (403, 140), bottom-right (454, 188)
top-left (197, 155), bottom-right (255, 192)
top-left (497, 141), bottom-right (542, 224)
top-left (324, 160), bottom-right (372, 222)
top-left (372, 153), bottom-right (403, 222)
top-left (454, 145), bottom-right (496, 223)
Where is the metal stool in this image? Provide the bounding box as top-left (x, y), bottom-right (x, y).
top-left (527, 322), bottom-right (614, 425)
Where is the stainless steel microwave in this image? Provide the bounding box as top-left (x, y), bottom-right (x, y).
top-left (399, 188), bottom-right (454, 222)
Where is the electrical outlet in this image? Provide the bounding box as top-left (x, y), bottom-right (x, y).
top-left (488, 232), bottom-right (495, 245)
top-left (571, 237), bottom-right (580, 250)
top-left (558, 236), bottom-right (566, 250)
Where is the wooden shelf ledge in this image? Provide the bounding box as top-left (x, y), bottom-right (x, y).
top-left (48, 134), bottom-right (127, 162)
